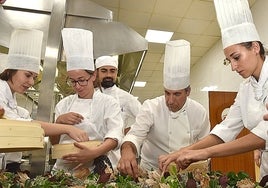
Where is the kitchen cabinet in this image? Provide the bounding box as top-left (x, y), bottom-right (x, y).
top-left (209, 91), bottom-right (256, 180)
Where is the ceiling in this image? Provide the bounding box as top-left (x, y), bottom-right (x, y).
top-left (0, 0), bottom-right (257, 105)
top-left (89, 0), bottom-right (256, 103)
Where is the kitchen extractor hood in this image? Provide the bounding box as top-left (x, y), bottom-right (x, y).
top-left (0, 0), bottom-right (148, 109)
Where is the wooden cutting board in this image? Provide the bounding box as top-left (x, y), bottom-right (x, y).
top-left (51, 140), bottom-right (102, 159)
top-left (0, 119), bottom-right (44, 152)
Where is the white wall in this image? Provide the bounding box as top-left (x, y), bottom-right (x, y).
top-left (190, 0), bottom-right (268, 111)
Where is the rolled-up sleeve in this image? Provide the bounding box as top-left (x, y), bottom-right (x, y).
top-left (210, 94), bottom-right (244, 142)
top-left (122, 99), bottom-right (154, 156)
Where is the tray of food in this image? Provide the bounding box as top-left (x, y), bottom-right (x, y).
top-left (0, 166), bottom-right (260, 187)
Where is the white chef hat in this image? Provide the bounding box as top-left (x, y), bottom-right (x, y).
top-left (95, 55), bottom-right (118, 69)
top-left (0, 53), bottom-right (7, 73)
top-left (6, 29), bottom-right (43, 74)
top-left (61, 28), bottom-right (94, 71)
top-left (163, 40), bottom-right (190, 90)
top-left (214, 0), bottom-right (260, 49)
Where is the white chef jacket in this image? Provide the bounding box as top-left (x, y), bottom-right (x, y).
top-left (0, 80), bottom-right (32, 169)
top-left (123, 96), bottom-right (210, 170)
top-left (100, 85), bottom-right (141, 129)
top-left (211, 57), bottom-right (268, 177)
top-left (53, 89), bottom-right (123, 171)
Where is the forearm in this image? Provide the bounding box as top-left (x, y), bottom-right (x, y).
top-left (121, 141), bottom-right (137, 156)
top-left (207, 133), bottom-right (265, 158)
top-left (94, 138), bottom-right (117, 157)
top-left (186, 134), bottom-right (224, 150)
top-left (33, 120), bottom-right (70, 136)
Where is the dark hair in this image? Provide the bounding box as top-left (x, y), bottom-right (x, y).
top-left (0, 69), bottom-right (17, 81)
top-left (240, 41), bottom-right (265, 60)
top-left (85, 69), bottom-right (101, 89)
top-left (185, 85), bottom-right (191, 93)
top-left (85, 69), bottom-right (94, 76)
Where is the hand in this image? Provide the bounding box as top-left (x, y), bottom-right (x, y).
top-left (160, 149), bottom-right (209, 172)
top-left (62, 142), bottom-right (96, 163)
top-left (159, 152), bottom-right (181, 172)
top-left (254, 149), bottom-right (261, 167)
top-left (56, 112), bottom-right (84, 125)
top-left (67, 126), bottom-right (89, 142)
top-left (174, 149), bottom-right (209, 170)
top-left (117, 145), bottom-right (139, 178)
top-left (159, 147), bottom-right (187, 172)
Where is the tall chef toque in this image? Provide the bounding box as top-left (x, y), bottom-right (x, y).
top-left (163, 40), bottom-right (190, 90)
top-left (6, 29), bottom-right (43, 73)
top-left (214, 0), bottom-right (260, 49)
top-left (61, 28), bottom-right (94, 71)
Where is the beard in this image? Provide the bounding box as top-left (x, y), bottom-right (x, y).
top-left (101, 77), bottom-right (115, 88)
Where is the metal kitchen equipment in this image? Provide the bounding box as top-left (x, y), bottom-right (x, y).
top-left (0, 0), bottom-right (147, 176)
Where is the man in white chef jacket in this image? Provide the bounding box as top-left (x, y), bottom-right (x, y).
top-left (95, 55), bottom-right (141, 135)
top-left (117, 40), bottom-right (210, 178)
top-left (95, 55), bottom-right (141, 168)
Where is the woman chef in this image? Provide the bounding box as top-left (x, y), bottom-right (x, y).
top-left (50, 28), bottom-right (123, 173)
top-left (159, 0), bottom-right (268, 178)
top-left (0, 29), bottom-right (88, 172)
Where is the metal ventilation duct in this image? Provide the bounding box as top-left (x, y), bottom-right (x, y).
top-left (0, 0), bottom-right (148, 115)
top-left (65, 0), bottom-right (148, 58)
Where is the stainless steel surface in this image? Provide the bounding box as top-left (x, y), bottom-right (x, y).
top-left (120, 51), bottom-right (147, 92)
top-left (67, 0), bottom-right (113, 20)
top-left (34, 0), bottom-right (66, 176)
top-left (65, 16), bottom-right (148, 58)
top-left (3, 0), bottom-right (53, 12)
top-left (36, 0), bottom-right (66, 122)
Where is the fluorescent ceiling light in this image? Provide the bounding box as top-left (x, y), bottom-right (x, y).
top-left (145, 29), bottom-right (173, 43)
top-left (134, 81), bottom-right (146, 87)
top-left (201, 85), bottom-right (218, 91)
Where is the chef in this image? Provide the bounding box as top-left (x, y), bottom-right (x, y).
top-left (159, 0), bottom-right (268, 179)
top-left (95, 55), bottom-right (141, 134)
top-left (95, 55), bottom-right (142, 169)
top-left (117, 39), bottom-right (210, 178)
top-left (50, 28), bottom-right (123, 173)
top-left (0, 29), bottom-right (89, 173)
